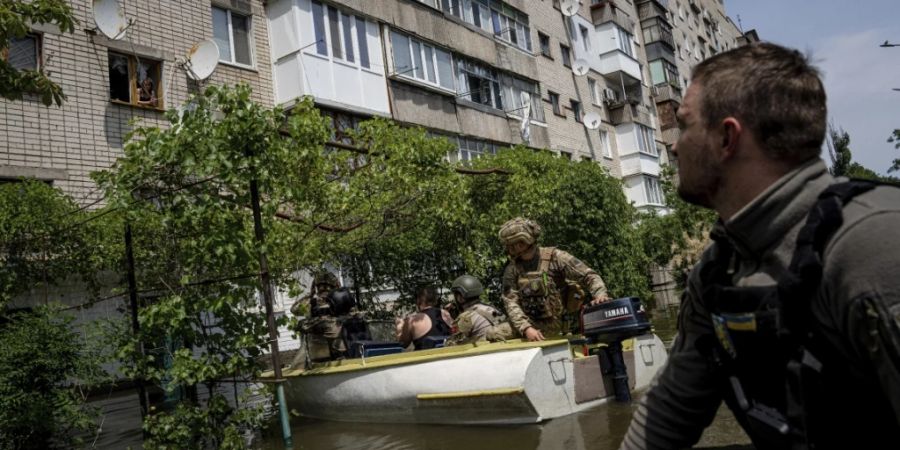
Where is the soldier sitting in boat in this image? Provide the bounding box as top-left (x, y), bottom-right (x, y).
top-left (498, 217), bottom-right (611, 341)
top-left (292, 271), bottom-right (355, 361)
top-left (446, 275), bottom-right (515, 346)
top-left (395, 284), bottom-right (453, 350)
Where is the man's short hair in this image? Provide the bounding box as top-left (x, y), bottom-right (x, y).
top-left (415, 285), bottom-right (440, 307)
top-left (691, 42), bottom-right (827, 164)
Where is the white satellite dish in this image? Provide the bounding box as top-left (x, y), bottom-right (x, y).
top-left (185, 40), bottom-right (219, 81)
top-left (92, 0), bottom-right (130, 40)
top-left (560, 0), bottom-right (581, 17)
top-left (583, 112), bottom-right (602, 130)
top-left (572, 59), bottom-right (590, 77)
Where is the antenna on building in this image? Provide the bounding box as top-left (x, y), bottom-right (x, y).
top-left (572, 59), bottom-right (590, 77)
top-left (184, 40), bottom-right (220, 81)
top-left (92, 0), bottom-right (133, 40)
top-left (560, 0), bottom-right (581, 17)
top-left (582, 112), bottom-right (602, 130)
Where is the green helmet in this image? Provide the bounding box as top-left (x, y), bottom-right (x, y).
top-left (313, 271), bottom-right (339, 289)
top-left (498, 217), bottom-right (541, 246)
top-left (451, 275), bottom-right (483, 300)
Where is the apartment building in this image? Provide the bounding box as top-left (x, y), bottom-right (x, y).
top-left (1, 0), bottom-right (754, 212)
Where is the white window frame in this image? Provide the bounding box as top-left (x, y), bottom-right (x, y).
top-left (580, 25), bottom-right (590, 52)
top-left (212, 6), bottom-right (254, 68)
top-left (617, 27), bottom-right (634, 57)
top-left (600, 129), bottom-right (613, 158)
top-left (391, 30), bottom-right (455, 91)
top-left (644, 176), bottom-right (663, 205)
top-left (636, 124), bottom-right (658, 156)
top-left (311, 1), bottom-right (373, 70)
top-left (588, 77), bottom-right (601, 105)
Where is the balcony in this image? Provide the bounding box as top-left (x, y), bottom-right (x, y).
top-left (651, 83), bottom-right (682, 104)
top-left (608, 102), bottom-right (653, 126)
top-left (643, 26), bottom-right (675, 49)
top-left (637, 0), bottom-right (672, 25)
top-left (591, 2), bottom-right (636, 31)
top-left (599, 50), bottom-right (643, 83)
top-left (620, 152), bottom-right (661, 177)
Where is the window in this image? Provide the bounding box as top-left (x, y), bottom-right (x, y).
top-left (649, 59), bottom-right (679, 87)
top-left (311, 1), bottom-right (371, 68)
top-left (108, 52), bottom-right (163, 109)
top-left (457, 58), bottom-right (501, 107)
top-left (579, 25), bottom-right (590, 52)
top-left (644, 176), bottom-right (663, 204)
top-left (391, 30), bottom-right (454, 90)
top-left (212, 6), bottom-right (252, 66)
top-left (561, 151), bottom-right (573, 160)
top-left (442, 0), bottom-right (462, 17)
top-left (549, 91), bottom-right (562, 116)
top-left (636, 124), bottom-right (657, 155)
top-left (570, 99), bottom-right (582, 121)
top-left (588, 78), bottom-right (600, 105)
top-left (457, 136), bottom-right (499, 162)
top-left (616, 27), bottom-right (634, 57)
top-left (560, 44), bottom-right (571, 67)
top-left (499, 75), bottom-right (545, 122)
top-left (539, 32), bottom-right (551, 57)
top-left (599, 129), bottom-right (612, 158)
top-left (4, 34), bottom-right (40, 70)
top-left (490, 3), bottom-right (532, 53)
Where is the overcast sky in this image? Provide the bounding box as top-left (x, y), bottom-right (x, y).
top-left (724, 0), bottom-right (900, 174)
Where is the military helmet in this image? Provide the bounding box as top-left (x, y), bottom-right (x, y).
top-left (313, 271), bottom-right (339, 289)
top-left (498, 217), bottom-right (541, 246)
top-left (451, 275), bottom-right (483, 300)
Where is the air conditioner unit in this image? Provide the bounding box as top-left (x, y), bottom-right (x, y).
top-left (649, 86), bottom-right (660, 97)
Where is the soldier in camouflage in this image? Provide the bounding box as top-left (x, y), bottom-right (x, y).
top-left (291, 271), bottom-right (347, 360)
top-left (446, 275), bottom-right (515, 346)
top-left (499, 217), bottom-right (611, 341)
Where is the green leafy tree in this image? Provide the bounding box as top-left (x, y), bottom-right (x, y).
top-left (829, 126), bottom-right (898, 182)
top-left (0, 0), bottom-right (76, 106)
top-left (0, 306), bottom-right (110, 449)
top-left (888, 128), bottom-right (900, 173)
top-left (93, 84), bottom-right (465, 448)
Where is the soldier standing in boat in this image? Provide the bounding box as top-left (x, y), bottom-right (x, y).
top-left (291, 271), bottom-right (347, 361)
top-left (446, 275), bottom-right (515, 346)
top-left (499, 217), bottom-right (611, 341)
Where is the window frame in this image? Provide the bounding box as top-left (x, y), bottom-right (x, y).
top-left (390, 30), bottom-right (455, 91)
top-left (643, 176), bottom-right (663, 205)
top-left (636, 124), bottom-right (658, 156)
top-left (600, 129), bottom-right (613, 158)
top-left (570, 99), bottom-right (582, 121)
top-left (560, 43), bottom-right (571, 67)
top-left (311, 2), bottom-right (374, 70)
top-left (538, 31), bottom-right (552, 58)
top-left (588, 77), bottom-right (601, 105)
top-left (3, 33), bottom-right (41, 71)
top-left (108, 51), bottom-right (165, 111)
top-left (212, 6), bottom-right (255, 68)
top-left (549, 91), bottom-right (563, 117)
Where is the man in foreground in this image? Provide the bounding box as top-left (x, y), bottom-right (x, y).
top-left (620, 43), bottom-right (900, 449)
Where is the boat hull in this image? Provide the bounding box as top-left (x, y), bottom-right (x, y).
top-left (273, 334), bottom-right (667, 425)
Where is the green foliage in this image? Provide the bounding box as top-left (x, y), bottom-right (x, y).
top-left (0, 0), bottom-right (76, 106)
top-left (888, 128), bottom-right (900, 174)
top-left (830, 126), bottom-right (899, 182)
top-left (0, 179), bottom-right (119, 307)
top-left (0, 306), bottom-right (108, 449)
top-left (636, 165), bottom-right (716, 289)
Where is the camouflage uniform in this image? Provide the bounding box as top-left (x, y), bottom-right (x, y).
top-left (446, 302), bottom-right (515, 346)
top-left (291, 273), bottom-right (346, 360)
top-left (499, 218), bottom-right (608, 337)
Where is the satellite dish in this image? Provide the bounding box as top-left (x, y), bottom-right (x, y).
top-left (572, 59), bottom-right (590, 76)
top-left (185, 40), bottom-right (219, 81)
top-left (92, 0), bottom-right (129, 40)
top-left (583, 112), bottom-right (602, 130)
top-left (560, 0), bottom-right (581, 17)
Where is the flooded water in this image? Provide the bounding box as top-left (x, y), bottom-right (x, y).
top-left (254, 308), bottom-right (753, 450)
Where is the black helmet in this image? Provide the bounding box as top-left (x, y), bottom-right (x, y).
top-left (451, 275), bottom-right (483, 300)
top-left (327, 288), bottom-right (357, 316)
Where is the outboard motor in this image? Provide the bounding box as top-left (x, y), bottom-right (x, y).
top-left (580, 297), bottom-right (651, 402)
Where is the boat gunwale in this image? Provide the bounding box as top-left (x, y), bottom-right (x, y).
top-left (262, 339), bottom-right (573, 378)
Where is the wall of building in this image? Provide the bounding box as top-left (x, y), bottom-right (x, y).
top-left (0, 0), bottom-right (274, 202)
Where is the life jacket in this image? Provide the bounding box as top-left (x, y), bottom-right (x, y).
top-left (412, 307), bottom-right (452, 350)
top-left (699, 180), bottom-right (895, 449)
top-left (515, 247), bottom-right (564, 320)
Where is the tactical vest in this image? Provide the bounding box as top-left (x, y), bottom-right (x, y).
top-left (412, 307), bottom-right (452, 350)
top-left (699, 180), bottom-right (891, 449)
top-left (515, 247), bottom-right (564, 320)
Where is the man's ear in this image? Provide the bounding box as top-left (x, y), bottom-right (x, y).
top-left (720, 117), bottom-right (742, 160)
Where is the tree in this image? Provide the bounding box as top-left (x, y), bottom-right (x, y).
top-left (0, 0), bottom-right (76, 106)
top-left (888, 128), bottom-right (900, 173)
top-left (93, 84), bottom-right (465, 448)
top-left (829, 126), bottom-right (898, 182)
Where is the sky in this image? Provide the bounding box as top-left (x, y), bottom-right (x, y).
top-left (724, 0), bottom-right (900, 175)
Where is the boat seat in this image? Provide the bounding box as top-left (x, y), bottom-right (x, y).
top-left (349, 340), bottom-right (405, 358)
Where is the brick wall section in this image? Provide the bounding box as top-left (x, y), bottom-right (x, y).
top-left (0, 0), bottom-right (273, 203)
